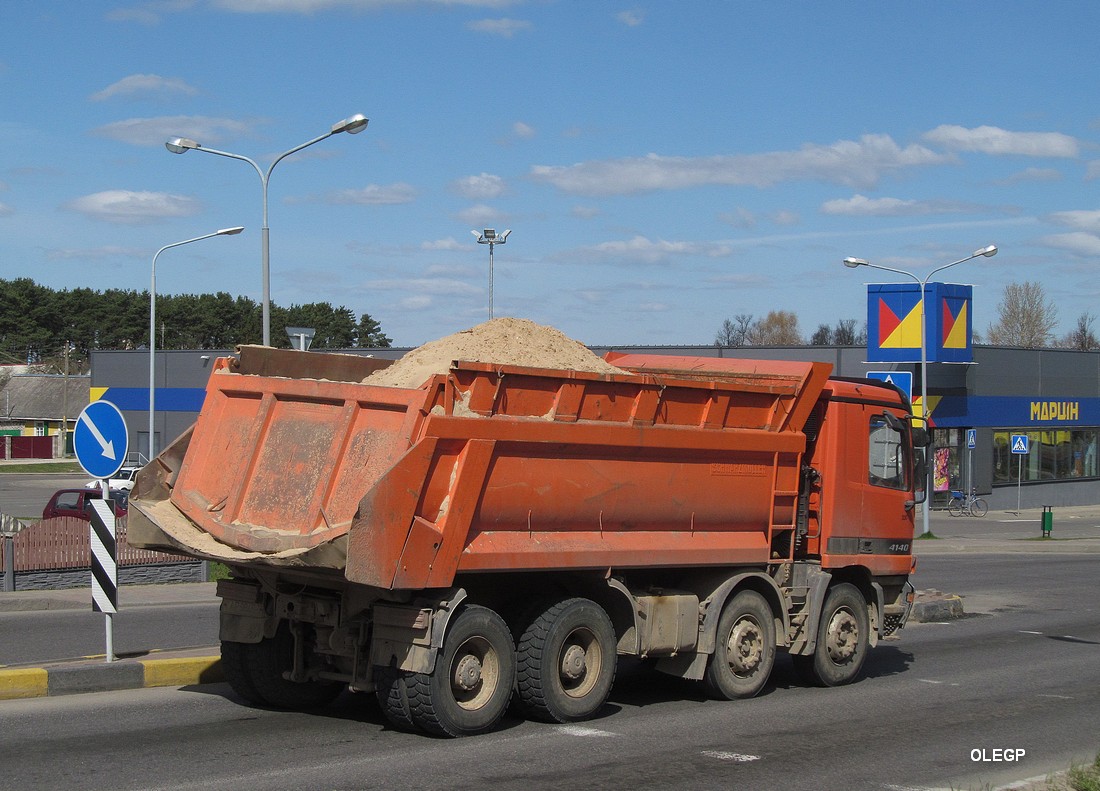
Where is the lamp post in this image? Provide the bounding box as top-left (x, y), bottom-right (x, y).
top-left (843, 244), bottom-right (997, 536)
top-left (472, 228), bottom-right (511, 320)
top-left (165, 113), bottom-right (368, 346)
top-left (149, 227), bottom-right (244, 460)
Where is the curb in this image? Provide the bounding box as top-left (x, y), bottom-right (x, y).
top-left (0, 655), bottom-right (222, 701)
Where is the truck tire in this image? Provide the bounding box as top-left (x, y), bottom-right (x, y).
top-left (223, 624), bottom-right (345, 710)
top-left (515, 598), bottom-right (617, 723)
top-left (373, 665), bottom-right (416, 731)
top-left (792, 583), bottom-right (869, 687)
top-left (405, 605), bottom-right (516, 737)
top-left (221, 640), bottom-right (265, 705)
top-left (703, 589), bottom-right (776, 700)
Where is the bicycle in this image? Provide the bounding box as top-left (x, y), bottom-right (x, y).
top-left (947, 488), bottom-right (988, 517)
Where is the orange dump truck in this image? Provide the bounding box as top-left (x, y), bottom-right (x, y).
top-left (129, 345), bottom-right (923, 736)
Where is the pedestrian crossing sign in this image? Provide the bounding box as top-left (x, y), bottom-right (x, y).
top-left (1011, 434), bottom-right (1029, 454)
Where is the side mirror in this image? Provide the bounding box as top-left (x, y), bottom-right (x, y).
top-left (911, 425), bottom-right (931, 448)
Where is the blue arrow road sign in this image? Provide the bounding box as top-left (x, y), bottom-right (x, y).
top-left (74, 401), bottom-right (129, 480)
top-left (1011, 434), bottom-right (1030, 455)
top-left (867, 371), bottom-right (913, 403)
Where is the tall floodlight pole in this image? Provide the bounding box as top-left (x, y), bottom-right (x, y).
top-left (843, 244), bottom-right (997, 537)
top-left (149, 227), bottom-right (244, 460)
top-left (472, 228), bottom-right (511, 320)
top-left (165, 113), bottom-right (368, 346)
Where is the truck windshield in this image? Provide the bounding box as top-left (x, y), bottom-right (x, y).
top-left (868, 416), bottom-right (908, 490)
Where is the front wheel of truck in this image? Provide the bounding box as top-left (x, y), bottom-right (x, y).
top-left (221, 623), bottom-right (344, 710)
top-left (405, 605), bottom-right (516, 737)
top-left (792, 583), bottom-right (869, 687)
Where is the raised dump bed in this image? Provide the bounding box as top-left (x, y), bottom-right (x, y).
top-left (129, 345), bottom-right (831, 590)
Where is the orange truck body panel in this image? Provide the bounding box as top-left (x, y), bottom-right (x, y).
top-left (130, 347), bottom-right (915, 590)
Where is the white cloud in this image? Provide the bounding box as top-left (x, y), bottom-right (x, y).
top-left (579, 235), bottom-right (733, 265)
top-left (90, 74), bottom-right (198, 101)
top-left (456, 203), bottom-right (503, 226)
top-left (512, 121), bottom-right (535, 139)
top-left (107, 0), bottom-right (530, 24)
top-left (0, 202), bottom-right (12, 217)
top-left (93, 115), bottom-right (256, 147)
top-left (65, 190), bottom-right (201, 224)
top-left (368, 277), bottom-right (480, 296)
top-left (452, 173), bottom-right (505, 200)
top-left (922, 125), bottom-right (1079, 157)
top-left (1086, 161), bottom-right (1100, 181)
top-left (570, 205), bottom-right (601, 220)
top-left (718, 208), bottom-right (757, 229)
top-left (993, 167), bottom-right (1063, 186)
top-left (531, 134), bottom-right (951, 196)
top-left (1039, 232), bottom-right (1100, 256)
top-left (399, 294), bottom-right (433, 311)
top-left (616, 9), bottom-right (644, 26)
top-left (769, 210), bottom-right (800, 226)
top-left (46, 245), bottom-right (147, 260)
top-left (636, 302), bottom-right (669, 313)
top-left (821, 194), bottom-right (985, 217)
top-left (422, 237), bottom-right (465, 251)
top-left (1048, 209), bottom-right (1100, 233)
top-left (467, 17), bottom-right (532, 37)
top-left (313, 183), bottom-right (418, 205)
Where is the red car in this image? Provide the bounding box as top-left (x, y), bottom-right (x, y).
top-left (42, 488), bottom-right (128, 520)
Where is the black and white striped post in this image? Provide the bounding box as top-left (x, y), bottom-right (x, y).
top-left (87, 495), bottom-right (119, 662)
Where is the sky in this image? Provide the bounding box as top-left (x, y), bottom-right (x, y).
top-left (3, 2), bottom-right (1100, 349)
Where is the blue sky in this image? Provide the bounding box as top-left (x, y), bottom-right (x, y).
top-left (3, 2), bottom-right (1100, 348)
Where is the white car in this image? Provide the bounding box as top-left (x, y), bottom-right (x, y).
top-left (84, 465), bottom-right (142, 493)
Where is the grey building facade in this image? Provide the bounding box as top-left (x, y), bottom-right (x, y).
top-left (91, 343), bottom-right (1100, 512)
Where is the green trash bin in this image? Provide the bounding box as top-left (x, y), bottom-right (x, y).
top-left (1041, 505), bottom-right (1053, 537)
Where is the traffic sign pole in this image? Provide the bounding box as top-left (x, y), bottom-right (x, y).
top-left (1011, 434), bottom-right (1029, 515)
top-left (75, 401), bottom-right (127, 663)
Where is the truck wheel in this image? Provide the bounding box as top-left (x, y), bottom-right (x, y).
top-left (703, 589), bottom-right (776, 700)
top-left (405, 605), bottom-right (515, 737)
top-left (373, 665), bottom-right (416, 731)
top-left (224, 624), bottom-right (345, 710)
top-left (793, 583), bottom-right (869, 687)
top-left (221, 640), bottom-right (265, 705)
top-left (516, 598), bottom-right (617, 723)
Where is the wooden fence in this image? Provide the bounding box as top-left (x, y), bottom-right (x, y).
top-left (0, 517), bottom-right (189, 571)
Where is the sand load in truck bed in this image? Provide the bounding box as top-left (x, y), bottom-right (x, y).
top-left (128, 322), bottom-right (832, 591)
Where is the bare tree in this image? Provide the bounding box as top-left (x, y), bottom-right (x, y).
top-left (715, 314), bottom-right (753, 347)
top-left (985, 281), bottom-right (1058, 348)
top-left (748, 310), bottom-right (802, 345)
top-left (833, 319), bottom-right (858, 346)
top-left (1064, 312), bottom-right (1100, 351)
top-left (810, 324), bottom-right (832, 345)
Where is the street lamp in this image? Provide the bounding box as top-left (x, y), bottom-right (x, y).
top-left (843, 244), bottom-right (997, 536)
top-left (472, 228), bottom-right (511, 320)
top-left (149, 226), bottom-right (244, 460)
top-left (165, 113), bottom-right (368, 346)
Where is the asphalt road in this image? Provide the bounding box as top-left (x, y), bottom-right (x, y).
top-left (2, 550), bottom-right (1097, 791)
top-left (0, 469), bottom-right (89, 520)
top-left (0, 602), bottom-right (219, 665)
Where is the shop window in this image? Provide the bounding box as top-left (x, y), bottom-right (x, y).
top-left (993, 429), bottom-right (1099, 484)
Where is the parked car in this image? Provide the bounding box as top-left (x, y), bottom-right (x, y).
top-left (84, 465), bottom-right (142, 493)
top-left (42, 488), bottom-right (128, 520)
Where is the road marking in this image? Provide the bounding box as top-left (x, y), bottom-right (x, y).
top-left (701, 751), bottom-right (761, 762)
top-left (1019, 630), bottom-right (1043, 635)
top-left (78, 410), bottom-right (117, 460)
top-left (556, 725), bottom-right (618, 738)
top-left (1037, 694), bottom-right (1073, 700)
top-left (918, 679), bottom-right (944, 684)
